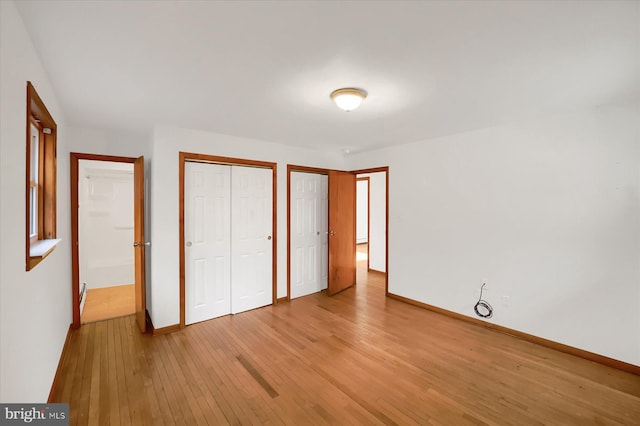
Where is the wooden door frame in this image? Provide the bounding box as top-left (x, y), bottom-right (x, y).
top-left (179, 152), bottom-right (277, 328)
top-left (69, 152), bottom-right (139, 329)
top-left (286, 165), bottom-right (331, 302)
top-left (351, 167), bottom-right (389, 296)
top-left (356, 176), bottom-right (371, 270)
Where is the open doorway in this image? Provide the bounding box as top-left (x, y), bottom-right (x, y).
top-left (78, 160), bottom-right (135, 323)
top-left (355, 170), bottom-right (387, 289)
top-left (356, 176), bottom-right (370, 286)
top-left (70, 153), bottom-right (147, 332)
top-left (356, 171), bottom-right (386, 274)
top-left (356, 177), bottom-right (369, 267)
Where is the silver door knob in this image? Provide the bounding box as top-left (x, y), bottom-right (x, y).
top-left (186, 241), bottom-right (192, 247)
top-left (267, 236), bottom-right (272, 240)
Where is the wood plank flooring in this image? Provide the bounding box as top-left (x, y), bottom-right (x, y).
top-left (52, 249), bottom-right (640, 425)
top-left (81, 284), bottom-right (135, 324)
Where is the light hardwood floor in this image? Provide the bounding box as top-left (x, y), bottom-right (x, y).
top-left (81, 284), bottom-right (135, 324)
top-left (52, 247), bottom-right (640, 425)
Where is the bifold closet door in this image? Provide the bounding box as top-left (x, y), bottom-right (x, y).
top-left (231, 166), bottom-right (273, 314)
top-left (185, 162), bottom-right (232, 325)
top-left (290, 172), bottom-right (328, 299)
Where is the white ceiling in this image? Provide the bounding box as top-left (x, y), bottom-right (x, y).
top-left (16, 0), bottom-right (640, 153)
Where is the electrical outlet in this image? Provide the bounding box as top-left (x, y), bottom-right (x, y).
top-left (502, 296), bottom-right (510, 307)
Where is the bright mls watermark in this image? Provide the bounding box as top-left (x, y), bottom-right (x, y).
top-left (1, 404), bottom-right (68, 425)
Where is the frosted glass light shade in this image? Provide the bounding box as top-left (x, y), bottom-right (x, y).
top-left (330, 88), bottom-right (366, 112)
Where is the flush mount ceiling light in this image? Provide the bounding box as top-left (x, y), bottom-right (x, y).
top-left (330, 88), bottom-right (367, 112)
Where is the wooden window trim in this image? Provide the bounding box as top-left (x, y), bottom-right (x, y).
top-left (26, 81), bottom-right (58, 271)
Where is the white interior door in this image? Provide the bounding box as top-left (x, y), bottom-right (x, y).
top-left (185, 162), bottom-right (231, 325)
top-left (290, 172), bottom-right (328, 299)
top-left (231, 166), bottom-right (273, 314)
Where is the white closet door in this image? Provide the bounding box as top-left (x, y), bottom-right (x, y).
top-left (319, 174), bottom-right (328, 290)
top-left (231, 166), bottom-right (273, 314)
top-left (290, 172), bottom-right (328, 298)
top-left (185, 162), bottom-right (231, 324)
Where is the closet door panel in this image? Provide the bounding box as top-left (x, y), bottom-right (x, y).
top-left (185, 162), bottom-right (231, 324)
top-left (231, 166), bottom-right (273, 314)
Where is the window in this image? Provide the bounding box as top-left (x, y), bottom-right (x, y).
top-left (29, 121), bottom-right (40, 241)
top-left (26, 82), bottom-right (58, 271)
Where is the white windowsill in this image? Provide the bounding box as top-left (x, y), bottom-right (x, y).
top-left (30, 238), bottom-right (62, 258)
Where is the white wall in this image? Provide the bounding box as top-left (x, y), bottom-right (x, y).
top-left (0, 0), bottom-right (71, 401)
top-left (356, 179), bottom-right (369, 243)
top-left (66, 127), bottom-right (151, 161)
top-left (347, 105), bottom-right (640, 366)
top-left (150, 126), bottom-right (346, 329)
top-left (79, 160), bottom-right (134, 289)
top-left (357, 172), bottom-right (387, 272)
